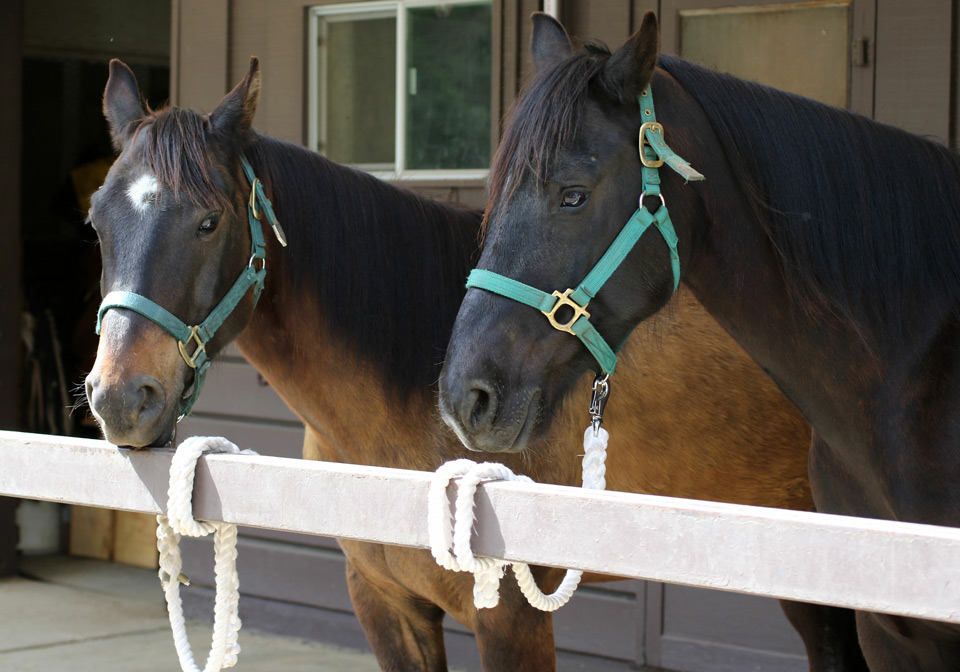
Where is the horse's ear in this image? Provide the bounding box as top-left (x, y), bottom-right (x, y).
top-left (210, 57), bottom-right (261, 139)
top-left (603, 11), bottom-right (659, 104)
top-left (103, 59), bottom-right (145, 150)
top-left (531, 12), bottom-right (572, 73)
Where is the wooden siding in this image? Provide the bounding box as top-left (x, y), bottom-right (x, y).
top-left (171, 0), bottom-right (230, 111)
top-left (874, 1), bottom-right (953, 144)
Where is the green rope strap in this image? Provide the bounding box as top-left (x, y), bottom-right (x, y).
top-left (466, 86), bottom-right (704, 376)
top-left (95, 155), bottom-right (284, 419)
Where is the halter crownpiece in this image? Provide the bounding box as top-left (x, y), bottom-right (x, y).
top-left (466, 86), bottom-right (704, 376)
top-left (95, 156), bottom-right (284, 419)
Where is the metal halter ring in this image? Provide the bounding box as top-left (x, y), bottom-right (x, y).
top-left (639, 191), bottom-right (667, 210)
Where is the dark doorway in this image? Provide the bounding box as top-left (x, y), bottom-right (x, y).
top-left (19, 0), bottom-right (171, 440)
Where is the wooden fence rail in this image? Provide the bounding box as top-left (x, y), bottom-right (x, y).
top-left (2, 430), bottom-right (958, 624)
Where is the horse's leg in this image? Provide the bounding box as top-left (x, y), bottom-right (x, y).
top-left (303, 431), bottom-right (448, 671)
top-left (779, 600), bottom-right (868, 671)
top-left (808, 430), bottom-right (960, 670)
top-left (472, 566), bottom-right (558, 672)
top-left (345, 557), bottom-right (449, 672)
top-left (856, 610), bottom-right (960, 671)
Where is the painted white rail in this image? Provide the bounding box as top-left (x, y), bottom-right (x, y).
top-left (2, 430), bottom-right (959, 624)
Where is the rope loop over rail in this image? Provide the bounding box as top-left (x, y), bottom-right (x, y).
top-left (157, 436), bottom-right (258, 672)
top-left (429, 425), bottom-right (608, 611)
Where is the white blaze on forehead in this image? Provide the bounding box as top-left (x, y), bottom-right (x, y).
top-left (126, 173), bottom-right (159, 213)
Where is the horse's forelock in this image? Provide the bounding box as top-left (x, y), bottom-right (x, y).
top-left (131, 108), bottom-right (234, 210)
top-left (484, 42), bottom-right (615, 236)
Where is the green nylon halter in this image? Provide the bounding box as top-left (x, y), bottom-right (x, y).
top-left (95, 156), bottom-right (287, 419)
top-left (467, 86), bottom-right (704, 376)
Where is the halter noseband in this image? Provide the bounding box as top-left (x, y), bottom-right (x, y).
top-left (466, 87), bottom-right (704, 376)
top-left (95, 156), bottom-right (287, 419)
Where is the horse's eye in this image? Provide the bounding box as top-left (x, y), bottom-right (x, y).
top-left (561, 189), bottom-right (588, 208)
top-left (198, 213), bottom-right (220, 235)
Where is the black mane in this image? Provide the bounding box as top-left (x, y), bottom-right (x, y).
top-left (659, 55), bottom-right (960, 341)
top-left (131, 108), bottom-right (234, 210)
top-left (244, 136), bottom-right (481, 396)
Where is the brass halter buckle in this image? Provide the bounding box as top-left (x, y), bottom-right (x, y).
top-left (177, 325), bottom-right (206, 369)
top-left (249, 178), bottom-right (262, 221)
top-left (541, 289), bottom-right (590, 335)
top-left (638, 122), bottom-right (665, 168)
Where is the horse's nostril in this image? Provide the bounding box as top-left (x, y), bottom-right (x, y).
top-left (464, 382), bottom-right (498, 432)
top-left (135, 377), bottom-right (165, 422)
top-left (470, 389), bottom-right (488, 427)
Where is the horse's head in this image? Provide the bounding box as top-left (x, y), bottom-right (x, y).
top-left (85, 58), bottom-right (264, 447)
top-left (440, 13), bottom-right (686, 452)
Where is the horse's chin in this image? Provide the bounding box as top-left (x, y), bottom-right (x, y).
top-left (94, 395), bottom-right (180, 449)
top-left (130, 431), bottom-right (175, 449)
top-left (100, 422), bottom-right (176, 449)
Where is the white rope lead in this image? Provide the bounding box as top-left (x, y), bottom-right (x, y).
top-left (157, 436), bottom-right (257, 672)
top-left (429, 425), bottom-right (609, 611)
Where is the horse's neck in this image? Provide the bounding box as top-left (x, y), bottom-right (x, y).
top-left (678, 133), bottom-right (960, 523)
top-left (234, 276), bottom-right (581, 484)
top-left (233, 259), bottom-right (449, 469)
top-left (227, 154), bottom-right (463, 468)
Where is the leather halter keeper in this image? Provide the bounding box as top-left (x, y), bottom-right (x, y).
top-left (466, 86), bottom-right (704, 376)
top-left (95, 156), bottom-right (287, 419)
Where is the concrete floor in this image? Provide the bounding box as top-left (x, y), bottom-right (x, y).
top-left (0, 555), bottom-right (382, 671)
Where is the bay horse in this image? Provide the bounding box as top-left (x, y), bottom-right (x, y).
top-left (85, 58), bottom-right (859, 670)
top-left (439, 11), bottom-right (960, 672)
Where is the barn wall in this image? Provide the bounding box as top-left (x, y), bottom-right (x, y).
top-left (874, 0), bottom-right (953, 144)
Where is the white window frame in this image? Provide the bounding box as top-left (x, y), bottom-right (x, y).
top-left (308, 0), bottom-right (492, 182)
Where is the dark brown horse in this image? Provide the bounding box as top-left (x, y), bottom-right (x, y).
top-left (439, 12), bottom-right (960, 672)
top-left (85, 58), bottom-right (857, 670)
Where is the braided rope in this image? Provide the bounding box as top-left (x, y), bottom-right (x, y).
top-left (157, 436), bottom-right (257, 672)
top-left (429, 425), bottom-right (609, 611)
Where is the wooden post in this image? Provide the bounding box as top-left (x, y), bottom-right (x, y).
top-left (0, 0), bottom-right (23, 577)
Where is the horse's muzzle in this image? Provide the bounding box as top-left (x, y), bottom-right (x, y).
top-left (85, 372), bottom-right (175, 447)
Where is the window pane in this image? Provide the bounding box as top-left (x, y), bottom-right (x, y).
top-left (680, 2), bottom-right (849, 109)
top-left (405, 3), bottom-right (492, 170)
top-left (321, 15), bottom-right (396, 167)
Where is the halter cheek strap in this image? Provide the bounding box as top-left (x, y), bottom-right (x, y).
top-left (466, 86), bottom-right (704, 376)
top-left (95, 156), bottom-right (287, 419)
